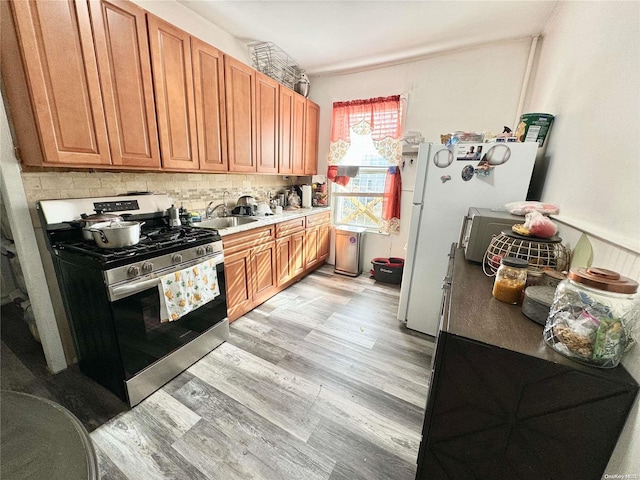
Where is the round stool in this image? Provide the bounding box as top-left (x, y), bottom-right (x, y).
top-left (1, 390), bottom-right (99, 480)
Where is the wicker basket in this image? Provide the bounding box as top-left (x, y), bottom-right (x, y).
top-left (248, 41), bottom-right (302, 89)
top-left (483, 230), bottom-right (570, 276)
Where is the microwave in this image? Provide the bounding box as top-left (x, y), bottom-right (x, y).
top-left (459, 207), bottom-right (524, 263)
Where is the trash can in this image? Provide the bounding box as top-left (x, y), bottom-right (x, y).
top-left (334, 226), bottom-right (366, 277)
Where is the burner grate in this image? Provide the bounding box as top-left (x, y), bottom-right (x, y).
top-left (56, 226), bottom-right (219, 263)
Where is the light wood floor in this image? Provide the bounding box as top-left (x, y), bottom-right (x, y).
top-left (6, 265), bottom-right (434, 479)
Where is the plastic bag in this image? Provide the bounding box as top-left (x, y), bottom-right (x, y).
top-left (523, 211), bottom-right (558, 238)
top-left (505, 201), bottom-right (559, 216)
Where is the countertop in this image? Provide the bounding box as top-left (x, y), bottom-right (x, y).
top-left (447, 247), bottom-right (638, 385)
top-left (193, 207), bottom-right (331, 237)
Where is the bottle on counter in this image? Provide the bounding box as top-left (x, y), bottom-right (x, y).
top-left (492, 257), bottom-right (528, 304)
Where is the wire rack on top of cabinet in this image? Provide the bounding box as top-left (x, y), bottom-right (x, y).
top-left (248, 41), bottom-right (303, 90)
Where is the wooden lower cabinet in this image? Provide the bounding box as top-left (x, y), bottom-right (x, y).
top-left (224, 249), bottom-right (253, 321)
top-left (224, 238), bottom-right (276, 322)
top-left (224, 212), bottom-right (330, 321)
top-left (318, 224), bottom-right (330, 262)
top-left (291, 231), bottom-right (306, 277)
top-left (305, 211), bottom-right (331, 270)
top-left (275, 231), bottom-right (306, 287)
top-left (275, 236), bottom-right (292, 286)
top-left (250, 241), bottom-right (277, 303)
top-left (305, 227), bottom-right (319, 270)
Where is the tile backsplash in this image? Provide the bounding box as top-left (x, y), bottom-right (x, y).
top-left (21, 170), bottom-right (309, 214)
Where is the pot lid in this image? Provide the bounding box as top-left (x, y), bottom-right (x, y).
top-left (568, 267), bottom-right (638, 294)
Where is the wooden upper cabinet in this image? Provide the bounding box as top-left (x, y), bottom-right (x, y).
top-left (148, 15), bottom-right (199, 170)
top-left (255, 72), bottom-right (279, 174)
top-left (9, 0), bottom-right (111, 166)
top-left (292, 93), bottom-right (307, 175)
top-left (90, 0), bottom-right (160, 169)
top-left (278, 87), bottom-right (294, 174)
top-left (280, 88), bottom-right (306, 175)
top-left (191, 38), bottom-right (227, 172)
top-left (304, 100), bottom-right (320, 175)
top-left (225, 55), bottom-right (256, 173)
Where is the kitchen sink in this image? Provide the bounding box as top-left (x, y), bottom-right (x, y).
top-left (193, 216), bottom-right (258, 230)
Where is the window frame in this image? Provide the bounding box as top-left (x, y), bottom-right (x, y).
top-left (331, 165), bottom-right (390, 232)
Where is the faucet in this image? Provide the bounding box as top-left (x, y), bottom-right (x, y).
top-left (205, 191), bottom-right (231, 219)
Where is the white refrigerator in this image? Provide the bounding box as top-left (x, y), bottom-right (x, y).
top-left (397, 141), bottom-right (538, 336)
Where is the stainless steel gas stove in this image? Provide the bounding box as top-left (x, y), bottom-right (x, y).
top-left (38, 194), bottom-right (229, 406)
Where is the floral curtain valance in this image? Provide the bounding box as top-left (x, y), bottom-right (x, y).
top-left (330, 95), bottom-right (403, 143)
top-left (328, 95), bottom-right (404, 167)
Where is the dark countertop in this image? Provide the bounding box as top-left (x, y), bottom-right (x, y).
top-left (446, 247), bottom-right (638, 386)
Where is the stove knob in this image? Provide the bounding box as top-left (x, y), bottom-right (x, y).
top-left (128, 265), bottom-right (140, 276)
top-left (141, 262), bottom-right (153, 273)
top-left (196, 246), bottom-right (206, 256)
top-left (172, 254), bottom-right (183, 263)
top-left (206, 244), bottom-right (214, 254)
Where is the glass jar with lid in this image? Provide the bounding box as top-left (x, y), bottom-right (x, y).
top-left (543, 267), bottom-right (639, 368)
top-left (492, 257), bottom-right (528, 304)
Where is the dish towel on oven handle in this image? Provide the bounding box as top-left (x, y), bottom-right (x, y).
top-left (159, 259), bottom-right (220, 322)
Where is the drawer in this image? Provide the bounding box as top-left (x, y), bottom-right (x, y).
top-left (275, 218), bottom-right (305, 238)
top-left (305, 211), bottom-right (331, 228)
top-left (223, 225), bottom-right (275, 255)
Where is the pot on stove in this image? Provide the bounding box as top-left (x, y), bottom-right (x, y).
top-left (89, 221), bottom-right (144, 249)
top-left (79, 211), bottom-right (123, 240)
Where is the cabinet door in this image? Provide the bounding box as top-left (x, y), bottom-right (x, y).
top-left (303, 100), bottom-right (320, 175)
top-left (90, 0), bottom-right (160, 169)
top-left (225, 56), bottom-right (256, 172)
top-left (418, 332), bottom-right (638, 480)
top-left (224, 249), bottom-right (253, 322)
top-left (278, 87), bottom-right (294, 174)
top-left (275, 236), bottom-right (292, 286)
top-left (251, 241), bottom-right (277, 303)
top-left (292, 93), bottom-right (307, 174)
top-left (305, 227), bottom-right (319, 270)
top-left (192, 37), bottom-right (227, 172)
top-left (291, 231), bottom-right (306, 278)
top-left (148, 15), bottom-right (199, 170)
top-left (10, 0), bottom-right (111, 166)
top-left (318, 223), bottom-right (330, 262)
top-left (255, 72), bottom-right (279, 173)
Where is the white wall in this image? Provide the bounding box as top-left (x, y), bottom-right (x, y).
top-left (310, 38), bottom-right (535, 268)
top-left (527, 1), bottom-right (640, 253)
top-left (526, 2), bottom-right (640, 476)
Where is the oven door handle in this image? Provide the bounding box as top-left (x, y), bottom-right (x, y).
top-left (110, 277), bottom-right (163, 301)
top-left (108, 252), bottom-right (224, 302)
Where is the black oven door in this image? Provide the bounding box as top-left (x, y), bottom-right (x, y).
top-left (109, 259), bottom-right (227, 380)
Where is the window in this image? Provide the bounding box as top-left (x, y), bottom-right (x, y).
top-left (331, 128), bottom-right (392, 229)
top-left (328, 95), bottom-right (404, 234)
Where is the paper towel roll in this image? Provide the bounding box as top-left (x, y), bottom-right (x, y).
top-left (302, 185), bottom-right (312, 208)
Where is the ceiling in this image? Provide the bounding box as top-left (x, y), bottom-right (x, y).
top-left (178, 1), bottom-right (559, 76)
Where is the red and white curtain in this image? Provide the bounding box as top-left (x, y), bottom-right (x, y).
top-left (328, 95), bottom-right (404, 234)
